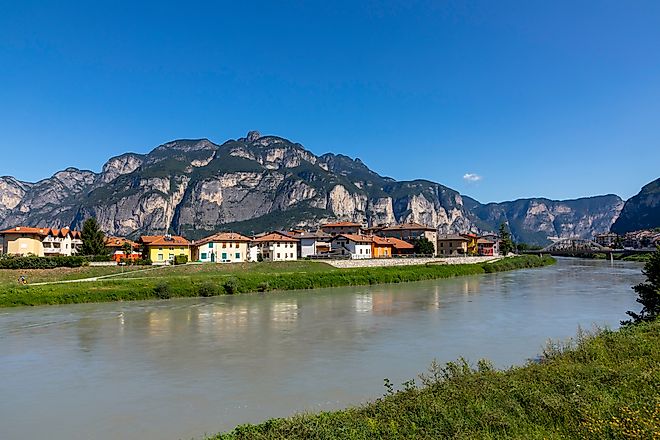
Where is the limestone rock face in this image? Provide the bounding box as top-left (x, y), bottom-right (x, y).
top-left (611, 177), bottom-right (660, 233)
top-left (0, 132), bottom-right (625, 244)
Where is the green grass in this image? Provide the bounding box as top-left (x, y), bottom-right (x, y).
top-left (211, 320), bottom-right (660, 439)
top-left (0, 256), bottom-right (555, 308)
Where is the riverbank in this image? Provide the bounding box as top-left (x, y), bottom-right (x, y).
top-left (212, 319), bottom-right (660, 439)
top-left (326, 255), bottom-right (500, 268)
top-left (0, 255), bottom-right (554, 307)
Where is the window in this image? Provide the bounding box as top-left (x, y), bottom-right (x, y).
top-left (169, 247), bottom-right (174, 251)
top-left (359, 249), bottom-right (362, 254)
top-left (158, 254), bottom-right (164, 261)
top-left (277, 253), bottom-right (280, 258)
top-left (222, 253), bottom-right (227, 260)
top-left (235, 243), bottom-right (239, 248)
top-left (159, 247), bottom-right (163, 251)
top-left (169, 254), bottom-right (174, 260)
top-left (222, 243), bottom-right (226, 248)
top-left (201, 253), bottom-right (207, 260)
top-left (208, 243), bottom-right (213, 248)
top-left (235, 253), bottom-right (240, 259)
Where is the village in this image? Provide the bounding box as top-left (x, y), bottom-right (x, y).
top-left (0, 221), bottom-right (503, 265)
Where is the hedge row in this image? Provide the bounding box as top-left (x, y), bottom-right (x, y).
top-left (0, 255), bottom-right (88, 269)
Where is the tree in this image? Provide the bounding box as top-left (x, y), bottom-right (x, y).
top-left (81, 218), bottom-right (107, 256)
top-left (499, 223), bottom-right (514, 256)
top-left (622, 247), bottom-right (660, 326)
top-left (122, 241), bottom-right (132, 257)
top-left (414, 237), bottom-right (435, 255)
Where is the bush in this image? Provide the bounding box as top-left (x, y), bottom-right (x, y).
top-left (153, 281), bottom-right (171, 299)
top-left (174, 255), bottom-right (188, 265)
top-left (0, 255), bottom-right (88, 269)
top-left (197, 281), bottom-right (219, 297)
top-left (223, 277), bottom-right (239, 295)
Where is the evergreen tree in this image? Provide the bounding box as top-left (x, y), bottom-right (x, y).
top-left (122, 241), bottom-right (132, 256)
top-left (622, 247), bottom-right (660, 325)
top-left (499, 223), bottom-right (514, 256)
top-left (81, 218), bottom-right (107, 256)
top-left (414, 237), bottom-right (435, 255)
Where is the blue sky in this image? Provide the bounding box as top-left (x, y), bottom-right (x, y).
top-left (1, 1), bottom-right (658, 202)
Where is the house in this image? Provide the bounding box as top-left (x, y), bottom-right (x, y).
top-left (479, 233), bottom-right (501, 255)
top-left (330, 234), bottom-right (373, 259)
top-left (437, 234), bottom-right (469, 256)
top-left (477, 238), bottom-right (495, 256)
top-left (105, 236), bottom-right (140, 262)
top-left (193, 232), bottom-right (252, 263)
top-left (385, 236), bottom-right (416, 255)
top-left (139, 235), bottom-right (191, 263)
top-left (461, 233), bottom-right (479, 255)
top-left (377, 223), bottom-right (438, 255)
top-left (320, 221), bottom-right (363, 236)
top-left (0, 226), bottom-right (50, 256)
top-left (252, 232), bottom-right (299, 261)
top-left (0, 226), bottom-right (82, 257)
top-left (279, 230), bottom-right (331, 258)
top-left (371, 236), bottom-right (395, 258)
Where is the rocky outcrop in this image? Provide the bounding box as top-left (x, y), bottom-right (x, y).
top-left (0, 132), bottom-right (626, 244)
top-left (611, 177), bottom-right (660, 233)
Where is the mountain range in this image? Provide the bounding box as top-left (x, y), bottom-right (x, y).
top-left (0, 131), bottom-right (629, 245)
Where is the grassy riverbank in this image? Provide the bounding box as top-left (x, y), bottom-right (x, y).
top-left (0, 255), bottom-right (554, 307)
top-left (212, 320), bottom-right (660, 440)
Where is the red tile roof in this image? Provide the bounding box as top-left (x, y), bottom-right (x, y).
top-left (196, 232), bottom-right (252, 245)
top-left (105, 236), bottom-right (138, 248)
top-left (377, 236), bottom-right (414, 249)
top-left (332, 233), bottom-right (373, 244)
top-left (140, 235), bottom-right (191, 246)
top-left (252, 232), bottom-right (300, 243)
top-left (0, 226), bottom-right (50, 236)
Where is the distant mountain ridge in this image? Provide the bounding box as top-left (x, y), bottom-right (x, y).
top-left (611, 177), bottom-right (660, 234)
top-left (0, 131), bottom-right (624, 245)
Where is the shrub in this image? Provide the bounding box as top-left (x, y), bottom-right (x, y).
top-left (153, 281), bottom-right (171, 299)
top-left (0, 255), bottom-right (88, 269)
top-left (223, 277), bottom-right (239, 295)
top-left (197, 281), bottom-right (218, 297)
top-left (174, 255), bottom-right (188, 265)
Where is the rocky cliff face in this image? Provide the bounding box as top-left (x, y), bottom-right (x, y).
top-left (611, 177), bottom-right (660, 234)
top-left (467, 195), bottom-right (624, 244)
top-left (0, 131), bottom-right (624, 244)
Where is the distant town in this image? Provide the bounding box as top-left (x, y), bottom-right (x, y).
top-left (1, 220), bottom-right (658, 265)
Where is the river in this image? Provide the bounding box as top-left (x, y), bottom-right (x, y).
top-left (0, 258), bottom-right (643, 439)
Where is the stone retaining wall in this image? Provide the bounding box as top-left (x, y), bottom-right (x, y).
top-left (326, 256), bottom-right (501, 269)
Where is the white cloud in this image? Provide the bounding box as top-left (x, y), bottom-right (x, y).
top-left (463, 173), bottom-right (482, 183)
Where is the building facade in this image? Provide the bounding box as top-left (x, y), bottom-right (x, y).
top-left (437, 234), bottom-right (469, 256)
top-left (377, 223), bottom-right (438, 255)
top-left (140, 235), bottom-right (191, 263)
top-left (0, 226), bottom-right (82, 257)
top-left (320, 222), bottom-right (363, 236)
top-left (252, 232), bottom-right (299, 261)
top-left (330, 234), bottom-right (372, 259)
top-left (194, 232), bottom-right (251, 263)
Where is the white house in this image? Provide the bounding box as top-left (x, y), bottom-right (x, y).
top-left (279, 230), bottom-right (331, 258)
top-left (194, 232), bottom-right (252, 263)
top-left (329, 234), bottom-right (373, 259)
top-left (252, 232), bottom-right (299, 261)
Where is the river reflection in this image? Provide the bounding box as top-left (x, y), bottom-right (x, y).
top-left (0, 258), bottom-right (644, 440)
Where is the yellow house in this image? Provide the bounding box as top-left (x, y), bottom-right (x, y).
top-left (0, 226), bottom-right (49, 256)
top-left (462, 234), bottom-right (479, 255)
top-left (140, 235), bottom-right (191, 263)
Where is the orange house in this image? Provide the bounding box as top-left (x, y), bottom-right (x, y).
top-left (371, 236), bottom-right (394, 258)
